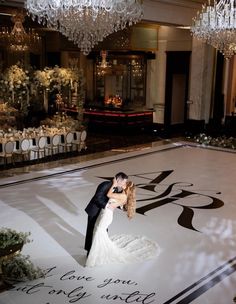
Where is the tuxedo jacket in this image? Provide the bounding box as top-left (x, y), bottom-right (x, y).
top-left (85, 181), bottom-right (113, 218)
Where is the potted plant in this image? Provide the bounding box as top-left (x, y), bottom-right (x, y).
top-left (0, 227), bottom-right (43, 285)
top-left (0, 228), bottom-right (31, 257)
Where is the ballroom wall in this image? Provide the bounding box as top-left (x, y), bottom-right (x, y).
top-left (0, 1), bottom-right (235, 133)
top-left (146, 26), bottom-right (192, 124)
top-left (143, 0), bottom-right (199, 26)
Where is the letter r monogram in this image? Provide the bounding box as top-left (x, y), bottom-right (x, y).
top-left (133, 171), bottom-right (224, 232)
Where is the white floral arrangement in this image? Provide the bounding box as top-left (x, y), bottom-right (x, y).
top-left (0, 64), bottom-right (30, 116)
top-left (53, 66), bottom-right (72, 86)
top-left (34, 68), bottom-right (52, 88)
top-left (2, 65), bottom-right (29, 91)
top-left (34, 66), bottom-right (83, 91)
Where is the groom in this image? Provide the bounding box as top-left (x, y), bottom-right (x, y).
top-left (84, 172), bottom-right (128, 255)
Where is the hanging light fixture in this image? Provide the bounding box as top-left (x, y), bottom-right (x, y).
top-left (25, 0), bottom-right (143, 55)
top-left (99, 50), bottom-right (110, 69)
top-left (96, 50), bottom-right (112, 76)
top-left (191, 0), bottom-right (236, 59)
top-left (0, 10), bottom-right (41, 52)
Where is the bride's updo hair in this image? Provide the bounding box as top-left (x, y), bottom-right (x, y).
top-left (124, 181), bottom-right (136, 219)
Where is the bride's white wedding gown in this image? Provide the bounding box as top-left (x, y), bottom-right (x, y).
top-left (86, 200), bottom-right (160, 267)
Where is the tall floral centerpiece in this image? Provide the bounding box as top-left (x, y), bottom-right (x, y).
top-left (33, 66), bottom-right (85, 130)
top-left (49, 66), bottom-right (74, 111)
top-left (33, 68), bottom-right (52, 112)
top-left (0, 65), bottom-right (30, 117)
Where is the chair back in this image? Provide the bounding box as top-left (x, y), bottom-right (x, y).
top-left (21, 138), bottom-right (30, 152)
top-left (38, 136), bottom-right (47, 149)
top-left (66, 132), bottom-right (73, 144)
top-left (4, 141), bottom-right (14, 154)
top-left (52, 134), bottom-right (60, 146)
top-left (80, 130), bottom-right (87, 141)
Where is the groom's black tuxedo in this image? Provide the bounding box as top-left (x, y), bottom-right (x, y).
top-left (85, 181), bottom-right (112, 217)
top-left (84, 180), bottom-right (113, 253)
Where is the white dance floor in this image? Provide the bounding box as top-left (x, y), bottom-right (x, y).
top-left (0, 142), bottom-right (236, 304)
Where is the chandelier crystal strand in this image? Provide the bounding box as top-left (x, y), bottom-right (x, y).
top-left (26, 0), bottom-right (143, 55)
top-left (58, 9), bottom-right (119, 54)
top-left (191, 0), bottom-right (236, 59)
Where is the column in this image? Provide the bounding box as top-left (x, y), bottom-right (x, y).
top-left (225, 56), bottom-right (236, 115)
top-left (188, 38), bottom-right (216, 124)
top-left (146, 40), bottom-right (167, 123)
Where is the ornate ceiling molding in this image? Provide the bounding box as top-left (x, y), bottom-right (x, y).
top-left (0, 0), bottom-right (24, 7)
top-left (149, 0), bottom-right (205, 9)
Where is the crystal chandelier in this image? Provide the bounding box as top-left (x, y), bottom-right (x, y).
top-left (0, 11), bottom-right (41, 52)
top-left (191, 0), bottom-right (236, 59)
top-left (99, 50), bottom-right (110, 69)
top-left (96, 50), bottom-right (112, 76)
top-left (26, 0), bottom-right (143, 55)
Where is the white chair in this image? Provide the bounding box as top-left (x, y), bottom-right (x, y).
top-left (0, 141), bottom-right (14, 165)
top-left (13, 138), bottom-right (30, 162)
top-left (79, 130), bottom-right (87, 151)
top-left (59, 132), bottom-right (74, 153)
top-left (31, 136), bottom-right (47, 160)
top-left (46, 134), bottom-right (60, 156)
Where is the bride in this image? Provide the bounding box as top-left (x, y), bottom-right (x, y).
top-left (85, 179), bottom-right (160, 267)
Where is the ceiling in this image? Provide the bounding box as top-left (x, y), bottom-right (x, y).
top-left (0, 0), bottom-right (207, 8)
top-left (0, 0), bottom-right (206, 28)
top-left (151, 0), bottom-right (206, 7)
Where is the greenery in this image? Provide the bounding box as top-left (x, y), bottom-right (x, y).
top-left (0, 64), bottom-right (30, 117)
top-left (0, 227), bottom-right (31, 249)
top-left (0, 64), bottom-right (85, 124)
top-left (2, 254), bottom-right (44, 282)
top-left (0, 227), bottom-right (44, 283)
top-left (193, 133), bottom-right (236, 150)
